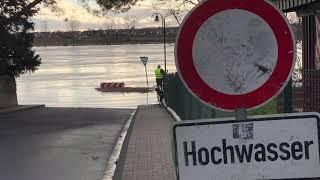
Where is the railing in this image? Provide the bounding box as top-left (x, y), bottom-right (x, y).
top-left (163, 73), bottom-right (305, 120)
top-left (164, 73), bottom-right (216, 120)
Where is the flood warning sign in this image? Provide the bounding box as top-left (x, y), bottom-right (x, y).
top-left (173, 113), bottom-right (320, 180)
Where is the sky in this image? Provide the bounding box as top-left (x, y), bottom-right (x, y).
top-left (33, 0), bottom-right (181, 32)
top-left (33, 0), bottom-right (298, 32)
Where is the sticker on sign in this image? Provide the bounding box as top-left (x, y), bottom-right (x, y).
top-left (173, 113), bottom-right (320, 180)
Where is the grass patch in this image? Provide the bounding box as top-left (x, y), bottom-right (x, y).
top-left (214, 99), bottom-right (278, 118)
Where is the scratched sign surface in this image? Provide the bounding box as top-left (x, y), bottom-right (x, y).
top-left (175, 0), bottom-right (295, 110)
top-left (193, 9), bottom-right (278, 95)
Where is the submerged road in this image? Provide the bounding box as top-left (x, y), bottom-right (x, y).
top-left (0, 107), bottom-right (132, 180)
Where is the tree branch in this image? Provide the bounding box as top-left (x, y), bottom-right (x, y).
top-left (13, 0), bottom-right (43, 19)
top-left (184, 0), bottom-right (197, 6)
top-left (169, 10), bottom-right (181, 25)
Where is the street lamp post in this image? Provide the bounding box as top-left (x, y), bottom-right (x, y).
top-left (152, 13), bottom-right (167, 74)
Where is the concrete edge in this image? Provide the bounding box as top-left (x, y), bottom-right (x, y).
top-left (163, 100), bottom-right (181, 180)
top-left (102, 108), bottom-right (139, 180)
top-left (163, 99), bottom-right (182, 122)
top-left (30, 107), bottom-right (135, 111)
top-left (0, 104), bottom-right (45, 114)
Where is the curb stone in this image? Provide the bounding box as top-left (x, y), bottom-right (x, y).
top-left (0, 105), bottom-right (45, 114)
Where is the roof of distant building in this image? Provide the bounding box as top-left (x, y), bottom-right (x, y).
top-left (270, 0), bottom-right (320, 12)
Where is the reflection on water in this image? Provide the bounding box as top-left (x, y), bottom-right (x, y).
top-left (17, 44), bottom-right (176, 109)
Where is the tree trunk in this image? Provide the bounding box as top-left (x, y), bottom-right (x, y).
top-left (0, 75), bottom-right (18, 108)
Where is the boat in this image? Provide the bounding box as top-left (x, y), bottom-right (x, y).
top-left (95, 82), bottom-right (153, 93)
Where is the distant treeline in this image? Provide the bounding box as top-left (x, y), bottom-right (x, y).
top-left (33, 27), bottom-right (179, 46)
top-left (33, 23), bottom-right (302, 47)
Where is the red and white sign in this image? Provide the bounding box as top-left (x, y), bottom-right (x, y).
top-left (175, 0), bottom-right (295, 111)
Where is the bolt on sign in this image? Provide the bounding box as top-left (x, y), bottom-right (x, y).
top-left (175, 0), bottom-right (295, 111)
top-left (173, 113), bottom-right (320, 180)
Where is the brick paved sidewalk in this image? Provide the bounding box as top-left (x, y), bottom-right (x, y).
top-left (116, 105), bottom-right (176, 180)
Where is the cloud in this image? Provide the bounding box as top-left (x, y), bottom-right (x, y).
top-left (33, 0), bottom-right (180, 31)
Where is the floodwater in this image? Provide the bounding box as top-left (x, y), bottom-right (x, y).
top-left (17, 44), bottom-right (176, 109)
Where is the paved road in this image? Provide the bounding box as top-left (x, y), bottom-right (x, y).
top-left (0, 107), bottom-right (132, 180)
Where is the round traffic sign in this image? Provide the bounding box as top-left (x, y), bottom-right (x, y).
top-left (175, 0), bottom-right (295, 111)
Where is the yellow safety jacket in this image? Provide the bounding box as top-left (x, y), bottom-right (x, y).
top-left (155, 68), bottom-right (163, 79)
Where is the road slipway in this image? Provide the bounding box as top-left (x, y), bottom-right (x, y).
top-left (0, 107), bottom-right (132, 180)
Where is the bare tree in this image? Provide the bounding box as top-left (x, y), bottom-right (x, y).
top-left (104, 22), bottom-right (114, 30)
top-left (102, 16), bottom-right (115, 44)
top-left (41, 21), bottom-right (49, 47)
top-left (124, 16), bottom-right (137, 29)
top-left (64, 17), bottom-right (80, 32)
top-left (64, 17), bottom-right (80, 45)
top-left (152, 0), bottom-right (201, 25)
top-left (103, 16), bottom-right (115, 30)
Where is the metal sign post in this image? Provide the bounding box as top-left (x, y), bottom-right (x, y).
top-left (140, 56), bottom-right (149, 104)
top-left (235, 108), bottom-right (247, 121)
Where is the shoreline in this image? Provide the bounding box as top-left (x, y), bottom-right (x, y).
top-left (32, 41), bottom-right (175, 47)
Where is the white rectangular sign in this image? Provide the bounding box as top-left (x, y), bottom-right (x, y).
top-left (173, 113), bottom-right (320, 180)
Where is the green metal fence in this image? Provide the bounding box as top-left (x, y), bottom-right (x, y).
top-left (164, 73), bottom-right (216, 120)
top-left (164, 73), bottom-right (294, 120)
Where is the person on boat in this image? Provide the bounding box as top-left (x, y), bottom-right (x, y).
top-left (154, 65), bottom-right (164, 90)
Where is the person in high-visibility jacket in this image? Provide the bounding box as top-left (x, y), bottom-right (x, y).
top-left (155, 64), bottom-right (164, 89)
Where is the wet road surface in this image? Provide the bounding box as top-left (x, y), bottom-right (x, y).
top-left (0, 107), bottom-right (132, 180)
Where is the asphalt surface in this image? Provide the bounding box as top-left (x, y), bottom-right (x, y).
top-left (0, 107), bottom-right (132, 180)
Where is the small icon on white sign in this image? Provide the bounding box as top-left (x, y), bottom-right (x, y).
top-left (233, 123), bottom-right (253, 139)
